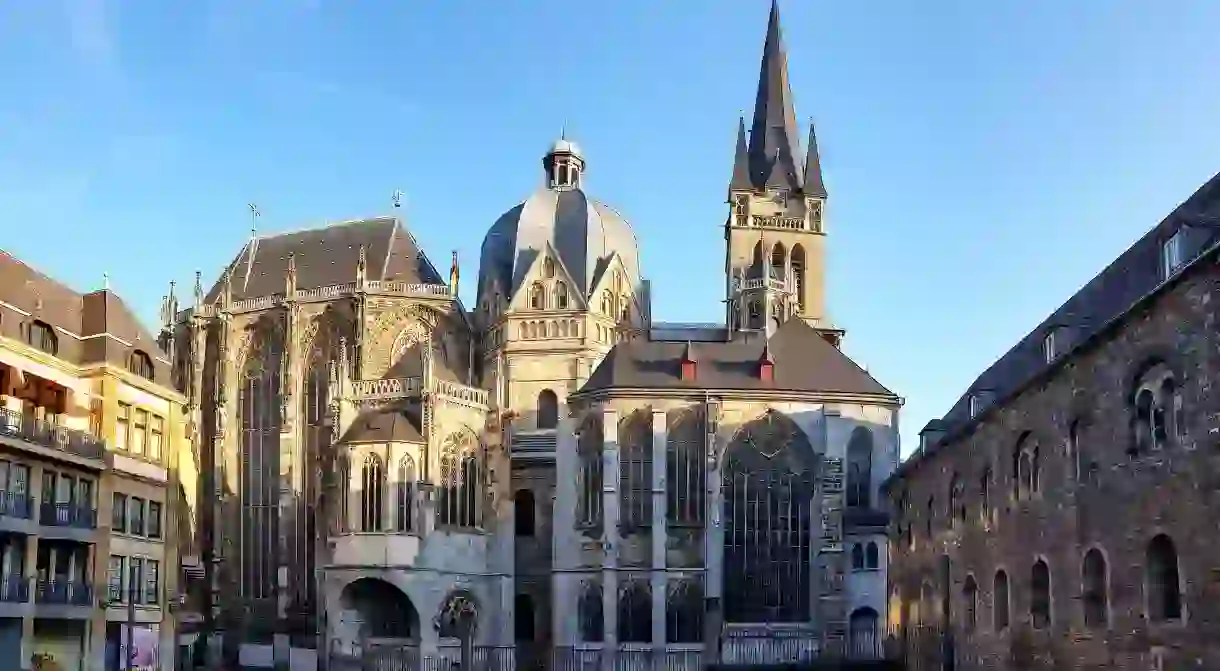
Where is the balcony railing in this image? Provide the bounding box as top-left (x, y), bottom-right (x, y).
top-left (0, 575), bottom-right (29, 603)
top-left (0, 490), bottom-right (33, 520)
top-left (35, 580), bottom-right (92, 606)
top-left (39, 502), bottom-right (98, 530)
top-left (0, 407), bottom-right (106, 461)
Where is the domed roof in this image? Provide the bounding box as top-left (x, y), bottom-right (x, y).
top-left (478, 141), bottom-right (640, 301)
top-left (549, 138), bottom-right (583, 158)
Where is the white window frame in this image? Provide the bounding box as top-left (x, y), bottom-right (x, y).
top-left (1161, 231), bottom-right (1184, 280)
top-left (1043, 330), bottom-right (1057, 364)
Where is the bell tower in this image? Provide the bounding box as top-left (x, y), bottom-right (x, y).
top-left (726, 1), bottom-right (836, 342)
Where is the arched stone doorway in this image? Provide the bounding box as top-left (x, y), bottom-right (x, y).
top-left (333, 578), bottom-right (420, 657)
top-left (722, 410), bottom-right (817, 624)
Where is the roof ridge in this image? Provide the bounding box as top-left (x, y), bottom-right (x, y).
top-left (253, 215), bottom-right (396, 242)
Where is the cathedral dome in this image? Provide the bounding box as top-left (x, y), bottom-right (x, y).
top-left (477, 139), bottom-right (640, 303)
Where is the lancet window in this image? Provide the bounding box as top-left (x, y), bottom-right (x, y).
top-left (666, 579), bottom-right (703, 643)
top-left (578, 581), bottom-right (604, 643)
top-left (238, 327), bottom-right (283, 604)
top-left (575, 414), bottom-right (604, 530)
top-left (845, 427), bottom-right (873, 508)
top-left (360, 454), bottom-right (385, 532)
top-left (666, 407), bottom-right (706, 527)
top-left (438, 430), bottom-right (482, 530)
top-left (619, 409), bottom-right (653, 533)
top-left (722, 410), bottom-right (815, 623)
top-left (618, 581), bottom-right (652, 643)
top-left (396, 455), bottom-right (416, 533)
top-left (1132, 361), bottom-right (1184, 453)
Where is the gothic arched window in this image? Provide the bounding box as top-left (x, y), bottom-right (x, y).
top-left (993, 570), bottom-right (1010, 631)
top-left (962, 575), bottom-right (978, 632)
top-left (1082, 548), bottom-right (1108, 628)
top-left (1147, 534), bottom-right (1182, 622)
top-left (791, 244), bottom-right (806, 311)
top-left (848, 607), bottom-right (879, 659)
top-left (665, 579), bottom-right (703, 643)
top-left (238, 327), bottom-right (283, 602)
top-left (1030, 559), bottom-right (1051, 629)
top-left (529, 283), bottom-right (546, 310)
top-left (619, 409), bottom-right (653, 533)
top-left (555, 281), bottom-right (569, 309)
top-left (129, 350), bottom-right (154, 380)
top-left (536, 389), bottom-right (558, 429)
top-left (723, 411), bottom-right (815, 623)
top-left (666, 407), bottom-right (706, 527)
top-left (438, 430), bottom-right (482, 530)
top-left (865, 541), bottom-right (879, 570)
top-left (360, 454), bottom-right (385, 532)
top-left (618, 581), bottom-right (652, 643)
top-left (578, 581), bottom-right (603, 643)
top-left (846, 427), bottom-right (873, 508)
top-left (542, 257), bottom-right (555, 279)
top-left (770, 241), bottom-right (787, 279)
top-left (576, 414), bottom-right (604, 529)
top-left (27, 320), bottom-right (58, 356)
top-left (851, 544), bottom-right (865, 571)
top-left (335, 452), bottom-right (350, 534)
top-left (396, 455), bottom-right (416, 533)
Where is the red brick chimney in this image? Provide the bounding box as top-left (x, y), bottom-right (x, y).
top-left (758, 341), bottom-right (775, 382)
top-left (680, 341), bottom-right (697, 381)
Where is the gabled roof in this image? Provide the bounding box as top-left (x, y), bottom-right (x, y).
top-left (578, 318), bottom-right (895, 398)
top-left (934, 170), bottom-right (1220, 437)
top-left (340, 407), bottom-right (425, 444)
top-left (205, 216), bottom-right (444, 303)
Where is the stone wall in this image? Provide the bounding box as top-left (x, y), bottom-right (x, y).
top-left (887, 256), bottom-right (1220, 670)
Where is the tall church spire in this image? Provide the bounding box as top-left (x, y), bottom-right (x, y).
top-left (747, 0), bottom-right (804, 193)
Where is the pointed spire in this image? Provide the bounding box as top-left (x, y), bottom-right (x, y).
top-left (747, 0), bottom-right (803, 192)
top-left (730, 116), bottom-right (752, 192)
top-left (165, 280), bottom-right (178, 328)
top-left (193, 270), bottom-right (203, 309)
top-left (356, 244), bottom-right (367, 287)
top-left (449, 250), bottom-right (460, 297)
top-left (286, 253), bottom-right (297, 296)
top-left (802, 121), bottom-right (826, 198)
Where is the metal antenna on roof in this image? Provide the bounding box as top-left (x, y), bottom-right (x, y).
top-left (103, 272), bottom-right (110, 291)
top-left (392, 190), bottom-right (404, 209)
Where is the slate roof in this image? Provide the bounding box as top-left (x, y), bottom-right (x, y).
top-left (0, 249), bottom-right (171, 381)
top-left (578, 318), bottom-right (895, 398)
top-left (340, 406), bottom-right (425, 444)
top-left (931, 170), bottom-right (1220, 441)
top-left (205, 216), bottom-right (445, 303)
top-left (731, 0), bottom-right (825, 197)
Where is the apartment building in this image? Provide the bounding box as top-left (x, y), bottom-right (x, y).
top-left (0, 249), bottom-right (200, 671)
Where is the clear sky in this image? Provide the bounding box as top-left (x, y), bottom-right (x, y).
top-left (3, 0), bottom-right (1220, 454)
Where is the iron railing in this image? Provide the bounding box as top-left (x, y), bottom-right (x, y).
top-left (0, 490), bottom-right (33, 519)
top-left (35, 580), bottom-right (92, 606)
top-left (39, 502), bottom-right (98, 529)
top-left (0, 407), bottom-right (106, 460)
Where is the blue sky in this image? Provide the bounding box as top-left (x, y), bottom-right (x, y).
top-left (2, 0), bottom-right (1220, 454)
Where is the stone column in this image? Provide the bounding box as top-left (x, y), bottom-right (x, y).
top-left (600, 408), bottom-right (619, 671)
top-left (818, 455), bottom-right (847, 656)
top-left (702, 404), bottom-right (723, 663)
top-left (649, 410), bottom-right (667, 653)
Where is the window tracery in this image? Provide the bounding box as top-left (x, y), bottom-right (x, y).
top-left (1132, 361), bottom-right (1183, 453)
top-left (846, 427), bottom-right (873, 508)
top-left (1013, 432), bottom-right (1038, 501)
top-left (529, 283), bottom-right (546, 310)
top-left (555, 281), bottom-right (569, 309)
top-left (666, 408), bottom-right (705, 527)
top-left (619, 409), bottom-right (653, 533)
top-left (396, 455), bottom-right (416, 533)
top-left (129, 350), bottom-right (154, 380)
top-left (239, 328), bottom-right (282, 603)
top-left (617, 581), bottom-right (652, 643)
top-left (360, 454), bottom-right (385, 532)
top-left (578, 581), bottom-right (603, 642)
top-left (27, 320), bottom-right (57, 356)
top-left (438, 430), bottom-right (482, 530)
top-left (666, 579), bottom-right (703, 643)
top-left (575, 414), bottom-right (603, 530)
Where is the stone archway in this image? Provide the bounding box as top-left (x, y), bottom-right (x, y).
top-left (333, 578), bottom-right (420, 657)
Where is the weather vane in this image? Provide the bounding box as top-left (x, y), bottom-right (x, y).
top-left (392, 190), bottom-right (404, 209)
top-left (249, 203), bottom-right (260, 237)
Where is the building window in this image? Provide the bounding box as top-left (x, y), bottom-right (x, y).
top-left (360, 454), bottom-right (385, 532)
top-left (144, 559), bottom-right (159, 604)
top-left (1082, 548), bottom-right (1108, 628)
top-left (129, 497), bottom-right (144, 536)
top-left (666, 407), bottom-right (706, 528)
top-left (1013, 433), bottom-right (1039, 501)
top-left (108, 555), bottom-right (125, 602)
top-left (536, 389), bottom-right (558, 429)
top-left (1043, 330), bottom-right (1057, 363)
top-left (147, 501), bottom-right (162, 539)
top-left (866, 541), bottom-right (879, 570)
top-left (962, 574), bottom-right (978, 632)
top-left (514, 489), bottom-right (536, 537)
top-left (149, 415), bottom-right (164, 461)
top-left (846, 427), bottom-right (873, 508)
top-left (1030, 559), bottom-right (1051, 629)
top-left (529, 283), bottom-right (546, 310)
top-left (948, 474), bottom-right (965, 528)
top-left (131, 409), bottom-right (148, 456)
top-left (1066, 419), bottom-right (1080, 482)
top-left (1132, 363), bottom-right (1182, 454)
top-left (514, 593), bottom-right (536, 641)
top-left (1161, 230), bottom-right (1184, 280)
top-left (438, 431), bottom-right (482, 530)
top-left (925, 496), bottom-right (935, 538)
top-left (129, 350), bottom-right (154, 380)
top-left (979, 467), bottom-right (991, 524)
top-left (1146, 534), bottom-right (1182, 622)
top-left (851, 544), bottom-right (865, 571)
top-left (578, 581), bottom-right (604, 643)
top-left (666, 579), bottom-right (704, 644)
top-left (27, 320), bottom-right (58, 356)
top-left (112, 493), bottom-right (127, 533)
top-left (576, 415), bottom-right (604, 529)
top-left (618, 409), bottom-right (653, 533)
top-left (555, 282), bottom-right (569, 309)
top-left (617, 580), bottom-right (652, 643)
top-left (396, 455), bottom-right (416, 533)
top-left (542, 257), bottom-right (555, 279)
top-left (116, 403), bottom-right (130, 451)
top-left (993, 570), bottom-right (1010, 631)
top-left (128, 557), bottom-right (143, 603)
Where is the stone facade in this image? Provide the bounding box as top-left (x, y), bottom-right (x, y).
top-left (885, 234), bottom-right (1220, 669)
